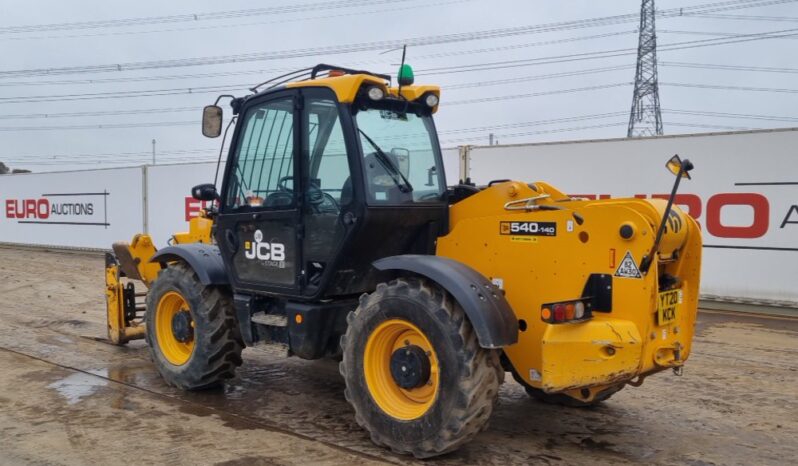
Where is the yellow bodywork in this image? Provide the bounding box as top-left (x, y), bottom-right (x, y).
top-left (437, 181), bottom-right (701, 402)
top-left (286, 73), bottom-right (440, 112)
top-left (172, 214), bottom-right (214, 245)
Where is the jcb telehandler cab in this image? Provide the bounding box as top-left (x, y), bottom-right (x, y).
top-left (105, 64), bottom-right (701, 458)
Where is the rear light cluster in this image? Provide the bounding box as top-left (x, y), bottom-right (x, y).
top-left (541, 299), bottom-right (592, 324)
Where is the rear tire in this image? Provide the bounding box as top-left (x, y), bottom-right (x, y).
top-left (145, 262), bottom-right (243, 390)
top-left (340, 278), bottom-right (503, 458)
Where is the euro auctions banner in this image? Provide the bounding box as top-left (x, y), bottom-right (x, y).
top-left (467, 128), bottom-right (798, 304)
top-left (0, 167), bottom-right (143, 249)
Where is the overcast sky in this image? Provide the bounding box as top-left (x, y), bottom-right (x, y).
top-left (1, 0), bottom-right (797, 172)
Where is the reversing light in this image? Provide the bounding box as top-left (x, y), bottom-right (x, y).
top-left (367, 86), bottom-right (385, 101)
top-left (424, 93), bottom-right (439, 107)
top-left (574, 301), bottom-right (586, 319)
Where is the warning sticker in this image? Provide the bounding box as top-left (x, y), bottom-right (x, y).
top-left (614, 251), bottom-right (642, 278)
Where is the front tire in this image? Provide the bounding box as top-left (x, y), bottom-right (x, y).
top-left (340, 278), bottom-right (503, 458)
top-left (145, 262), bottom-right (243, 390)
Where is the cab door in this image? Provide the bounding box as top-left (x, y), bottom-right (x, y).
top-left (300, 89), bottom-right (360, 298)
top-left (216, 93), bottom-right (302, 295)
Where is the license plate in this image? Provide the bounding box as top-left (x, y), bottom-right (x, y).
top-left (657, 289), bottom-right (682, 325)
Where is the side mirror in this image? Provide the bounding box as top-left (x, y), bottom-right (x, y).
top-left (192, 183), bottom-right (219, 201)
top-left (202, 105), bottom-right (223, 138)
top-left (666, 154), bottom-right (694, 179)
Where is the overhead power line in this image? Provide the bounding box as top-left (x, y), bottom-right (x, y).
top-left (412, 27), bottom-right (798, 76)
top-left (4, 27), bottom-right (797, 106)
top-left (665, 122), bottom-right (758, 131)
top-left (445, 66), bottom-right (632, 90)
top-left (0, 84), bottom-right (632, 130)
top-left (0, 84), bottom-right (247, 104)
top-left (2, 0), bottom-right (788, 43)
top-left (1, 0), bottom-right (794, 79)
top-left (446, 83), bottom-right (630, 106)
top-left (659, 28), bottom-right (798, 39)
top-left (0, 0), bottom-right (473, 43)
top-left (0, 0), bottom-right (390, 34)
top-left (0, 22), bottom-right (641, 79)
top-left (1, 28), bottom-right (790, 89)
top-left (0, 106), bottom-right (198, 120)
top-left (0, 120), bottom-right (198, 131)
top-left (681, 13), bottom-right (798, 21)
top-left (661, 61), bottom-right (798, 73)
top-left (663, 109), bottom-right (798, 121)
top-left (1, 0), bottom-right (787, 36)
top-left (0, 30), bottom-right (639, 88)
top-left (662, 82), bottom-right (798, 93)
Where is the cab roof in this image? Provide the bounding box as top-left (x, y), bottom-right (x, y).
top-left (246, 64), bottom-right (440, 111)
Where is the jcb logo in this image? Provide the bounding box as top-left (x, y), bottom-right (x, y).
top-left (244, 230), bottom-right (286, 262)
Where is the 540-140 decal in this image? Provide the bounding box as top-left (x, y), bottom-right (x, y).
top-left (500, 221), bottom-right (557, 236)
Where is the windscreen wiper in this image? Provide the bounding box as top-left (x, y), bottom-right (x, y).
top-left (358, 129), bottom-right (413, 193)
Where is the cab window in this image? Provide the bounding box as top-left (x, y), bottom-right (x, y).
top-left (307, 99), bottom-right (350, 209)
top-left (225, 98), bottom-right (295, 209)
top-left (355, 108), bottom-right (444, 204)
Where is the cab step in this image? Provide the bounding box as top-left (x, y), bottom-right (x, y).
top-left (252, 341), bottom-right (290, 358)
top-left (251, 312), bottom-right (288, 327)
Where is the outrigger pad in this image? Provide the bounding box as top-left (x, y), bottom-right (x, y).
top-left (112, 242), bottom-right (142, 281)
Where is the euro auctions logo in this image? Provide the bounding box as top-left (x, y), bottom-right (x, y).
top-left (4, 191), bottom-right (110, 227)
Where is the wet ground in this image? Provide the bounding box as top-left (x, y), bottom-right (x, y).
top-left (1, 246), bottom-right (796, 465)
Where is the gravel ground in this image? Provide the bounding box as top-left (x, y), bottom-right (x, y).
top-left (0, 246), bottom-right (796, 465)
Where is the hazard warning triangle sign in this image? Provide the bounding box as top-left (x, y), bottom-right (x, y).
top-left (614, 251), bottom-right (642, 278)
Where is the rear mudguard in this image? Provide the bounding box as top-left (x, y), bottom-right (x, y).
top-left (373, 255), bottom-right (519, 349)
top-left (150, 244), bottom-right (229, 286)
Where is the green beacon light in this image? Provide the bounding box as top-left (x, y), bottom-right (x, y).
top-left (398, 63), bottom-right (414, 86)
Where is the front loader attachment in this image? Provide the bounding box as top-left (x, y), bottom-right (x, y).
top-left (104, 234), bottom-right (160, 345)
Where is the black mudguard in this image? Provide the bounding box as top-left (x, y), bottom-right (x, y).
top-left (150, 244), bottom-right (229, 286)
top-left (373, 255), bottom-right (518, 349)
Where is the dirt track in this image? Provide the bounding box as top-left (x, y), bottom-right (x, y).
top-left (0, 246), bottom-right (796, 465)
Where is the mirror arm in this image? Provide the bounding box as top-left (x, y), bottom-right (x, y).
top-left (639, 165), bottom-right (686, 274)
top-left (213, 94), bottom-right (235, 106)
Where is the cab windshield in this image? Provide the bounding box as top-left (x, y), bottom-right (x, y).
top-left (354, 107), bottom-right (445, 204)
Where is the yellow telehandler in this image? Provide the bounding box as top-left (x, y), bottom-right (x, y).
top-left (105, 63), bottom-right (701, 458)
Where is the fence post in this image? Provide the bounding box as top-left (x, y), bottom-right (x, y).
top-left (142, 165), bottom-right (149, 234)
top-left (458, 145), bottom-right (471, 183)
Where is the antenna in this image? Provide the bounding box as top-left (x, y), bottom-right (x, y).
top-left (627, 0), bottom-right (663, 137)
top-left (397, 45), bottom-right (413, 99)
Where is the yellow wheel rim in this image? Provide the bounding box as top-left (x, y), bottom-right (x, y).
top-left (155, 291), bottom-right (195, 366)
top-left (363, 319), bottom-right (440, 420)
